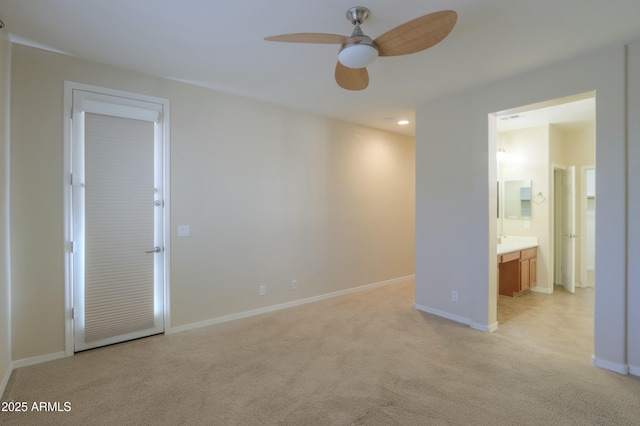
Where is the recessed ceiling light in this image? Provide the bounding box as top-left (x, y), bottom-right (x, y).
top-left (397, 120), bottom-right (409, 125)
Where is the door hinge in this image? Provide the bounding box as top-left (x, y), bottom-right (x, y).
top-left (70, 241), bottom-right (74, 252)
top-left (71, 307), bottom-right (75, 320)
top-left (70, 173), bottom-right (73, 186)
top-left (70, 107), bottom-right (73, 119)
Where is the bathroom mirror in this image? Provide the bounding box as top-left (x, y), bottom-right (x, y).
top-left (504, 180), bottom-right (532, 219)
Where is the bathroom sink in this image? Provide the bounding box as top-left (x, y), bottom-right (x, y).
top-left (497, 241), bottom-right (537, 255)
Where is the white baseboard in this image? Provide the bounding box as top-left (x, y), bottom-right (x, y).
top-left (0, 362), bottom-right (12, 399)
top-left (530, 286), bottom-right (553, 294)
top-left (591, 355), bottom-right (629, 375)
top-left (3, 352), bottom-right (70, 396)
top-left (170, 275), bottom-right (415, 334)
top-left (629, 365), bottom-right (640, 377)
top-left (415, 303), bottom-right (469, 326)
top-left (473, 321), bottom-right (499, 333)
top-left (414, 304), bottom-right (498, 333)
top-left (12, 351), bottom-right (66, 369)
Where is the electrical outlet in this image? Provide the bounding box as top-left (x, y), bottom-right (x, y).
top-left (177, 225), bottom-right (190, 237)
top-left (259, 285), bottom-right (266, 296)
top-left (291, 280), bottom-right (297, 290)
top-left (452, 291), bottom-right (458, 302)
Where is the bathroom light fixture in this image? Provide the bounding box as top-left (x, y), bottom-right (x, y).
top-left (397, 120), bottom-right (410, 125)
top-left (497, 147), bottom-right (508, 160)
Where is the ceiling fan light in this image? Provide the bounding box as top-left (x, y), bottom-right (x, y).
top-left (338, 43), bottom-right (378, 69)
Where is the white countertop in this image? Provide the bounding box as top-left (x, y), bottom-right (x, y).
top-left (497, 236), bottom-right (538, 255)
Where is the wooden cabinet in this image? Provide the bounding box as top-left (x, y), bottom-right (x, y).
top-left (498, 247), bottom-right (537, 297)
top-left (520, 247), bottom-right (537, 292)
top-left (530, 256), bottom-right (537, 286)
top-left (520, 257), bottom-right (530, 291)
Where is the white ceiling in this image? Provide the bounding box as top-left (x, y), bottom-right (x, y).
top-left (496, 96), bottom-right (595, 133)
top-left (1, 0), bottom-right (638, 136)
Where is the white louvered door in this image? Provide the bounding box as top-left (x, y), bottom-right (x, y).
top-left (72, 89), bottom-right (165, 352)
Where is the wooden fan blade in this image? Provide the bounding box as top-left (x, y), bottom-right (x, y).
top-left (264, 33), bottom-right (359, 44)
top-left (374, 10), bottom-right (457, 57)
top-left (335, 62), bottom-right (369, 91)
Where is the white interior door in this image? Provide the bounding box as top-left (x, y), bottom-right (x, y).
top-left (72, 88), bottom-right (166, 352)
top-left (562, 166), bottom-right (577, 293)
top-left (554, 168), bottom-right (563, 285)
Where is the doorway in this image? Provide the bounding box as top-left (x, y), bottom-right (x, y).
top-left (64, 82), bottom-right (170, 354)
top-left (493, 92), bottom-right (595, 357)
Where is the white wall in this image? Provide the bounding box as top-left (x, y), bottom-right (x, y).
top-left (10, 44), bottom-right (415, 360)
top-left (416, 44), bottom-right (631, 373)
top-left (0, 28), bottom-right (11, 396)
top-left (415, 92), bottom-right (493, 330)
top-left (628, 42), bottom-right (640, 375)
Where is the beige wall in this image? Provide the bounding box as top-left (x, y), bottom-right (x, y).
top-left (0, 28), bottom-right (11, 392)
top-left (499, 126), bottom-right (551, 290)
top-left (10, 44), bottom-right (415, 360)
top-left (497, 123), bottom-right (595, 293)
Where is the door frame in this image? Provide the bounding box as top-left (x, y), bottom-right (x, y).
top-left (563, 165), bottom-right (577, 293)
top-left (580, 165), bottom-right (595, 287)
top-left (551, 164), bottom-right (566, 291)
top-left (63, 81), bottom-right (171, 356)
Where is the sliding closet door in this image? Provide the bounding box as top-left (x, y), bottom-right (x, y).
top-left (72, 88), bottom-right (166, 352)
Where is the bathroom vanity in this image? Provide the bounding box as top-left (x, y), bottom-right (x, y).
top-left (497, 237), bottom-right (538, 297)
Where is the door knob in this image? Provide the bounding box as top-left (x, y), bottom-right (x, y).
top-left (146, 246), bottom-right (161, 253)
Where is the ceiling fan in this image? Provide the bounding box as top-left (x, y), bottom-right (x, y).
top-left (264, 6), bottom-right (457, 91)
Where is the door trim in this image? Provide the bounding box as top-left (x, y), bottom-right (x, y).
top-left (63, 81), bottom-right (171, 356)
top-left (551, 163), bottom-right (567, 294)
top-left (580, 165), bottom-right (595, 288)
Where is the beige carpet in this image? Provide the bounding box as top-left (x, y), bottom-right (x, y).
top-left (2, 279), bottom-right (640, 425)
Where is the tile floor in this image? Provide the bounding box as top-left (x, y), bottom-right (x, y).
top-left (496, 285), bottom-right (595, 365)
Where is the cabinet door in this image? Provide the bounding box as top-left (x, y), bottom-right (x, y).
top-left (521, 247), bottom-right (537, 260)
top-left (520, 259), bottom-right (530, 291)
top-left (530, 257), bottom-right (537, 286)
top-left (497, 256), bottom-right (501, 297)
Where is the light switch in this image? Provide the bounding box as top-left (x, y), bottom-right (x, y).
top-left (178, 225), bottom-right (190, 237)
top-left (524, 220), bottom-right (530, 229)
